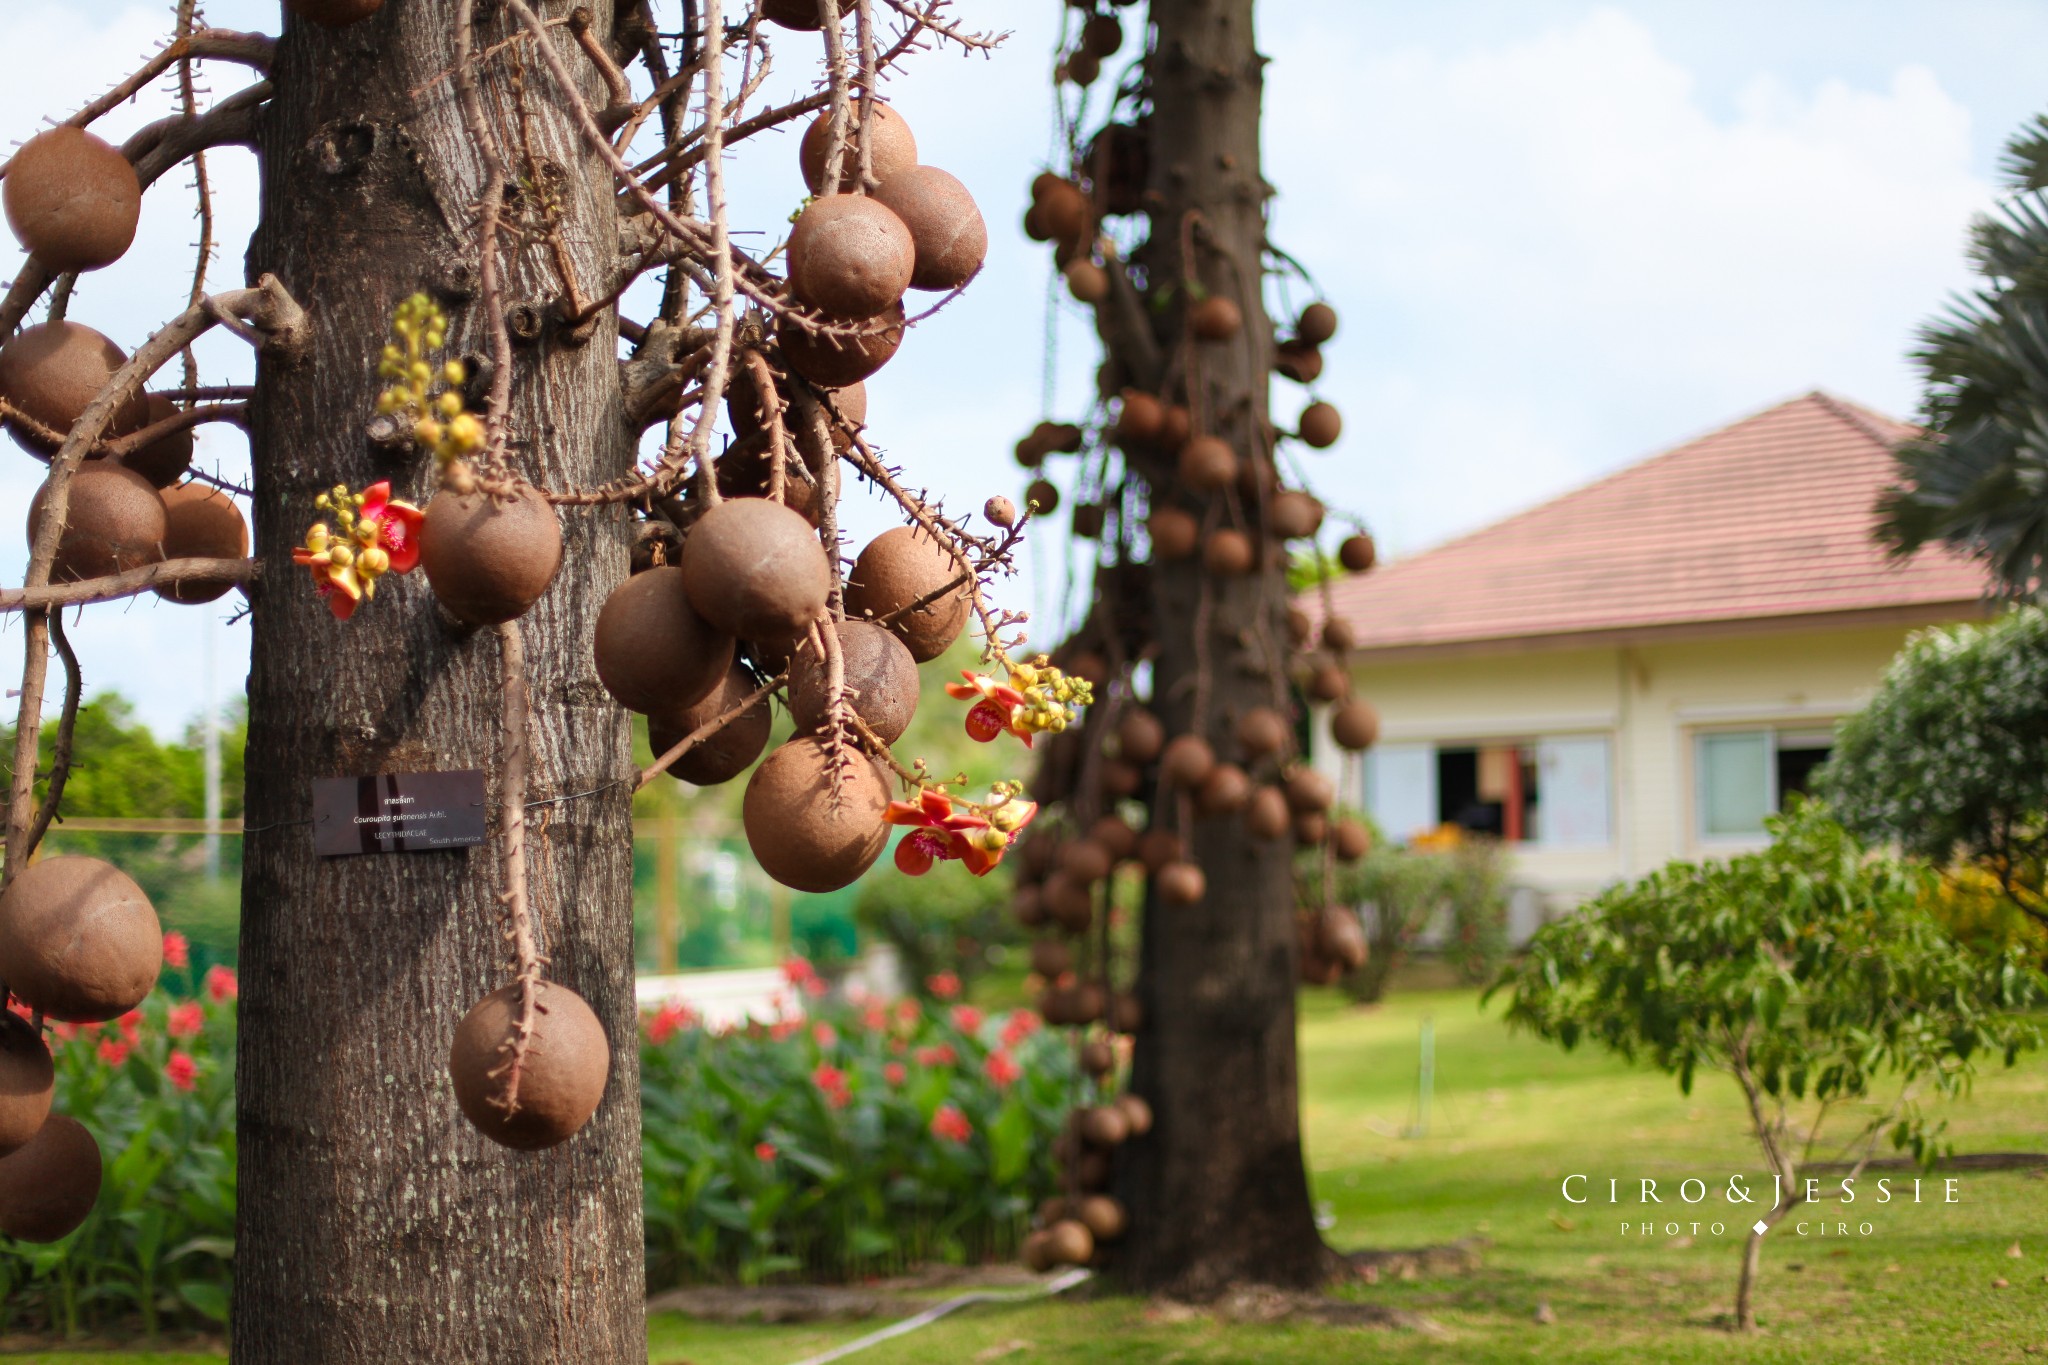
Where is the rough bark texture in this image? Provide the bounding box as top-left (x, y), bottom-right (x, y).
top-left (1114, 0), bottom-right (1331, 1297)
top-left (235, 6), bottom-right (644, 1362)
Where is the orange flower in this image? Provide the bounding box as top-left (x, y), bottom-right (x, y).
top-left (884, 789), bottom-right (1035, 876)
top-left (945, 671), bottom-right (1034, 746)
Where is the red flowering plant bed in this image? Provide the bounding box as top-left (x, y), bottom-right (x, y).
top-left (640, 960), bottom-right (1079, 1286)
top-left (0, 938), bottom-right (238, 1337)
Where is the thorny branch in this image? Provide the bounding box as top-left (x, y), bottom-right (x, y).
top-left (488, 620), bottom-right (545, 1116)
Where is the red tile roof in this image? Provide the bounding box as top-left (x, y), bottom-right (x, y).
top-left (1316, 392), bottom-right (1989, 656)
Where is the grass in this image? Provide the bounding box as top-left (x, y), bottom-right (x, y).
top-left (11, 984), bottom-right (2046, 1363)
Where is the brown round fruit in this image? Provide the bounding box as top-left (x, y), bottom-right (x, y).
top-left (153, 481), bottom-right (247, 604)
top-left (1196, 762), bottom-right (1251, 816)
top-left (1146, 506), bottom-right (1199, 560)
top-left (1115, 390), bottom-right (1164, 445)
top-left (1034, 178), bottom-right (1089, 246)
top-left (1046, 1218), bottom-right (1096, 1267)
top-left (1188, 295), bottom-right (1242, 341)
top-left (1076, 1193), bottom-right (1127, 1241)
top-left (1235, 706), bottom-right (1290, 758)
top-left (1021, 1228), bottom-right (1057, 1272)
top-left (1286, 605), bottom-right (1313, 645)
top-left (1158, 405), bottom-right (1192, 452)
top-left (1293, 810), bottom-right (1329, 847)
top-left (789, 195), bottom-right (916, 319)
top-left (3, 127), bottom-right (141, 273)
top-left (593, 565), bottom-right (734, 715)
top-left (1114, 1092), bottom-right (1153, 1135)
top-left (800, 103), bottom-right (918, 195)
top-left (120, 394), bottom-right (194, 488)
top-left (743, 736), bottom-right (892, 892)
top-left (777, 302), bottom-right (905, 387)
top-left (1013, 886), bottom-right (1048, 930)
top-left (1333, 818), bottom-right (1371, 862)
top-left (647, 660), bottom-right (774, 786)
top-left (1080, 1039), bottom-right (1116, 1076)
top-left (1307, 659), bottom-right (1349, 703)
top-left (843, 524), bottom-right (972, 662)
top-left (1274, 339), bottom-right (1323, 384)
top-left (0, 1113), bottom-right (100, 1243)
top-left (760, 0), bottom-right (823, 30)
top-left (1071, 502), bottom-right (1105, 539)
top-left (1136, 828), bottom-right (1184, 873)
top-left (1060, 839), bottom-right (1114, 885)
top-left (448, 981), bottom-right (610, 1151)
top-left (984, 495), bottom-right (1017, 528)
top-left (0, 321), bottom-right (148, 457)
top-left (1269, 490), bottom-right (1325, 540)
top-left (1177, 435), bottom-right (1237, 491)
top-left (1322, 618), bottom-right (1357, 651)
top-left (1246, 785), bottom-right (1291, 840)
top-left (1116, 708), bottom-right (1165, 763)
top-left (1299, 401), bottom-right (1343, 449)
top-left (1339, 533), bottom-right (1377, 574)
top-left (1160, 733), bottom-right (1215, 787)
top-left (1089, 814), bottom-right (1138, 860)
top-left (1029, 939), bottom-right (1071, 979)
top-left (873, 166), bottom-right (987, 290)
top-left (1100, 758), bottom-right (1144, 799)
top-left (1284, 767), bottom-right (1336, 815)
top-left (1108, 992), bottom-right (1144, 1034)
top-left (1063, 258), bottom-right (1109, 303)
top-left (0, 856), bottom-right (160, 1023)
top-left (1331, 698), bottom-right (1381, 752)
top-left (26, 463), bottom-right (165, 582)
top-left (1157, 860), bottom-right (1206, 906)
top-left (789, 619), bottom-right (920, 743)
top-left (1079, 1104), bottom-right (1129, 1147)
top-left (727, 366), bottom-right (868, 466)
top-left (1202, 527), bottom-right (1254, 576)
top-left (1043, 874), bottom-right (1094, 934)
top-left (419, 484), bottom-right (563, 626)
top-left (1317, 905), bottom-right (1368, 971)
top-left (681, 497), bottom-right (831, 642)
top-left (0, 1012), bottom-right (54, 1158)
top-left (286, 0), bottom-right (387, 24)
top-left (1297, 301), bottom-right (1338, 346)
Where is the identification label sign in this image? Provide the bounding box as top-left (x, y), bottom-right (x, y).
top-left (312, 770), bottom-right (488, 857)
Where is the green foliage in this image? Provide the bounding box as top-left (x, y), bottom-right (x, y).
top-left (0, 969), bottom-right (239, 1338)
top-left (1440, 837), bottom-right (1511, 986)
top-left (640, 991), bottom-right (1074, 1285)
top-left (1880, 112), bottom-right (2048, 595)
top-left (1492, 802), bottom-right (2046, 1161)
top-left (1304, 822), bottom-right (1510, 999)
top-left (1821, 609), bottom-right (2048, 925)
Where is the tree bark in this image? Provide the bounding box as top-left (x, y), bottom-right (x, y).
top-left (235, 6), bottom-right (644, 1362)
top-left (1113, 0), bottom-right (1331, 1297)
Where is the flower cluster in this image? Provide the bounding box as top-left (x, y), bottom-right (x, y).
top-left (293, 481), bottom-right (423, 620)
top-left (376, 293), bottom-right (483, 465)
top-left (945, 656), bottom-right (1094, 747)
top-left (885, 785), bottom-right (1038, 876)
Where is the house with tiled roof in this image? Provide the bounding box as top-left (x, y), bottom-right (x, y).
top-left (1309, 391), bottom-right (1989, 929)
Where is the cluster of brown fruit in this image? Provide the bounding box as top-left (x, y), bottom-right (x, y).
top-left (1020, 1091), bottom-right (1149, 1270)
top-left (1053, 3), bottom-right (1130, 90)
top-left (0, 857), bottom-right (166, 1241)
top-left (1, 123), bottom-right (250, 602)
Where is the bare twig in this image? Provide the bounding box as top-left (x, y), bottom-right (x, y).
top-left (488, 620), bottom-right (544, 1117)
top-left (19, 613), bottom-right (83, 859)
top-left (636, 674), bottom-right (784, 788)
top-left (0, 557), bottom-right (257, 613)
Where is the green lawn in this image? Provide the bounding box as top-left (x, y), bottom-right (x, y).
top-left (12, 985), bottom-right (2046, 1363)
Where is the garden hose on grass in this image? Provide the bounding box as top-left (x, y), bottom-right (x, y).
top-left (787, 1268), bottom-right (1094, 1365)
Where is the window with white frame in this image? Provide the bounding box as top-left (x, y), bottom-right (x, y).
top-left (1363, 735), bottom-right (1612, 848)
top-left (1693, 727), bottom-right (1834, 841)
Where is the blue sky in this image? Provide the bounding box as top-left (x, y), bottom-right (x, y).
top-left (6, 1), bottom-right (2044, 736)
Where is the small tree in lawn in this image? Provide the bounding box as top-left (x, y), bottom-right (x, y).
top-left (1822, 607), bottom-right (2048, 932)
top-left (1490, 802), bottom-right (2046, 1333)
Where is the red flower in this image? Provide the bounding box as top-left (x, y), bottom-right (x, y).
top-left (950, 1005), bottom-right (984, 1034)
top-left (166, 1051), bottom-right (198, 1092)
top-left (884, 1062), bottom-right (908, 1086)
top-left (358, 482), bottom-right (424, 574)
top-left (117, 1009), bottom-right (143, 1041)
top-left (999, 1009), bottom-right (1041, 1047)
top-left (885, 790), bottom-right (1035, 877)
top-left (812, 1022), bottom-right (839, 1049)
top-left (783, 957), bottom-right (818, 988)
top-left (945, 672), bottom-right (1035, 747)
top-left (770, 1018), bottom-right (801, 1041)
top-left (204, 965), bottom-right (238, 1003)
top-left (984, 1049), bottom-right (1023, 1089)
top-left (930, 1103), bottom-right (972, 1144)
top-left (162, 931), bottom-right (189, 970)
top-left (167, 1002), bottom-right (204, 1038)
top-left (646, 1001), bottom-right (693, 1044)
top-left (895, 998), bottom-right (922, 1024)
top-left (754, 1142), bottom-right (777, 1161)
top-left (861, 1004), bottom-right (889, 1032)
top-left (812, 1063), bottom-right (847, 1094)
top-left (926, 971), bottom-right (962, 1000)
top-left (915, 1044), bottom-right (957, 1068)
top-left (97, 1038), bottom-right (130, 1067)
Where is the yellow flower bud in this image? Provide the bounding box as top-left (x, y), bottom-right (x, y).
top-left (988, 804), bottom-right (1026, 833)
top-left (436, 391), bottom-right (463, 418)
top-left (415, 416), bottom-right (444, 449)
top-left (353, 520), bottom-right (379, 547)
top-left (329, 544), bottom-right (355, 568)
top-left (442, 360), bottom-right (466, 386)
top-left (972, 827), bottom-right (1010, 855)
top-left (357, 545), bottom-right (390, 577)
top-left (446, 413), bottom-right (484, 451)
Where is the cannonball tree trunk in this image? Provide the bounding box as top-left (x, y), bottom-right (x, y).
top-left (1113, 0), bottom-right (1331, 1295)
top-left (235, 7), bottom-right (643, 1362)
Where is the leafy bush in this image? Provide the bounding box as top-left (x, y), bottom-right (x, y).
top-left (0, 955), bottom-right (239, 1337)
top-left (639, 975), bottom-right (1074, 1286)
top-left (1440, 836), bottom-right (1510, 985)
top-left (1305, 827), bottom-right (1444, 1003)
top-left (1823, 608), bottom-right (2048, 928)
top-left (1491, 801), bottom-right (2047, 1330)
